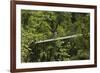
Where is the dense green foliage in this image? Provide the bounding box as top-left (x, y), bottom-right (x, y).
top-left (21, 10), bottom-right (90, 62)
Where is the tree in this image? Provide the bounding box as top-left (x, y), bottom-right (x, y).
top-left (21, 10), bottom-right (90, 62)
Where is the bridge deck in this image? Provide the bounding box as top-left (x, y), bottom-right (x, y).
top-left (35, 34), bottom-right (84, 44)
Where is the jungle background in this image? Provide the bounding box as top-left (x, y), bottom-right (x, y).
top-left (21, 10), bottom-right (90, 62)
